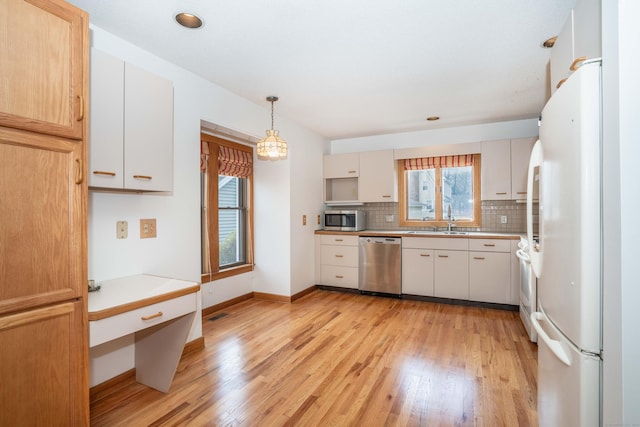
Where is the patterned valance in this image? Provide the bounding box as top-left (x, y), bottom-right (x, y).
top-left (218, 145), bottom-right (252, 178)
top-left (404, 154), bottom-right (475, 170)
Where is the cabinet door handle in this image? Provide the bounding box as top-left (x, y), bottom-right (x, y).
top-left (141, 311), bottom-right (163, 321)
top-left (335, 254), bottom-right (344, 258)
top-left (382, 195), bottom-right (391, 198)
top-left (76, 95), bottom-right (84, 121)
top-left (556, 78), bottom-right (568, 89)
top-left (74, 158), bottom-right (83, 184)
top-left (516, 191), bottom-right (527, 195)
top-left (495, 192), bottom-right (507, 195)
top-left (483, 244), bottom-right (496, 247)
top-left (335, 239), bottom-right (344, 242)
top-left (93, 171), bottom-right (116, 176)
top-left (348, 170), bottom-right (357, 174)
top-left (570, 56), bottom-right (587, 71)
top-left (438, 255), bottom-right (449, 258)
top-left (420, 253), bottom-right (431, 257)
top-left (335, 275), bottom-right (344, 279)
top-left (133, 175), bottom-right (153, 180)
top-left (474, 256), bottom-right (485, 260)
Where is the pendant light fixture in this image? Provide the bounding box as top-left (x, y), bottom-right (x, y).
top-left (257, 96), bottom-right (288, 160)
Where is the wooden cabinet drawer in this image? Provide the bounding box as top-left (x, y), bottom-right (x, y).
top-left (402, 237), bottom-right (469, 251)
top-left (319, 234), bottom-right (359, 246)
top-left (89, 293), bottom-right (197, 347)
top-left (320, 245), bottom-right (358, 267)
top-left (469, 239), bottom-right (510, 252)
top-left (320, 265), bottom-right (358, 289)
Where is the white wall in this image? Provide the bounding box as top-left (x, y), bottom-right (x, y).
top-left (330, 118), bottom-right (539, 153)
top-left (87, 25), bottom-right (325, 385)
top-left (602, 1), bottom-right (640, 425)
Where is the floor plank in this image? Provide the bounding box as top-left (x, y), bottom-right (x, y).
top-left (90, 290), bottom-right (538, 426)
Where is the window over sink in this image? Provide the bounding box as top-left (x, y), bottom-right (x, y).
top-left (399, 154), bottom-right (481, 228)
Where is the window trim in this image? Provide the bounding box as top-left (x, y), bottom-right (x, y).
top-left (398, 154), bottom-right (482, 228)
top-left (201, 133), bottom-right (254, 283)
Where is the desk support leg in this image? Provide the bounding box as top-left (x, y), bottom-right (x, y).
top-left (134, 312), bottom-right (195, 393)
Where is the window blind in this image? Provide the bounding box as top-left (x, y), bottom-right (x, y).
top-left (403, 154), bottom-right (475, 170)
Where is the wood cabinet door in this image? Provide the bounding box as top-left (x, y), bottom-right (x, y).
top-left (0, 300), bottom-right (88, 426)
top-left (0, 0), bottom-right (87, 140)
top-left (401, 248), bottom-right (434, 296)
top-left (434, 250), bottom-right (469, 300)
top-left (510, 137), bottom-right (537, 200)
top-left (359, 150), bottom-right (397, 202)
top-left (469, 251), bottom-right (511, 304)
top-left (0, 127), bottom-right (86, 315)
top-left (323, 153), bottom-right (359, 178)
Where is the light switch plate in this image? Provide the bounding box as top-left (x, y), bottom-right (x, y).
top-left (140, 218), bottom-right (157, 238)
top-left (116, 220), bottom-right (128, 239)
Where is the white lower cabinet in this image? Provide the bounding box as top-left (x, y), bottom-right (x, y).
top-left (318, 234), bottom-right (359, 289)
top-left (401, 248), bottom-right (434, 296)
top-left (434, 250), bottom-right (469, 300)
top-left (468, 239), bottom-right (512, 304)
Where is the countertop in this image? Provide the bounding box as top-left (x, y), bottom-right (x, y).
top-left (315, 229), bottom-right (522, 240)
top-left (88, 274), bottom-right (200, 321)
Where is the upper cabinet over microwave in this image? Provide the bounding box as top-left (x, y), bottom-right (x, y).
top-left (89, 49), bottom-right (174, 192)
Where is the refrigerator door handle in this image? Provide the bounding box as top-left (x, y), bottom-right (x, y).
top-left (527, 140), bottom-right (543, 278)
top-left (531, 312), bottom-right (572, 367)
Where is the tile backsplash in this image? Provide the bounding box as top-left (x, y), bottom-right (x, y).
top-left (357, 200), bottom-right (538, 234)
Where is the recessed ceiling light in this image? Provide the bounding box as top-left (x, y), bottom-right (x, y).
top-left (426, 116), bottom-right (440, 121)
top-left (175, 12), bottom-right (203, 29)
top-left (542, 36), bottom-right (557, 48)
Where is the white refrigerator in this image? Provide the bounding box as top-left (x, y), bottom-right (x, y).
top-left (528, 60), bottom-right (603, 427)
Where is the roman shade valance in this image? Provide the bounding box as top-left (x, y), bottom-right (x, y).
top-left (403, 154), bottom-right (475, 170)
top-left (218, 145), bottom-right (252, 178)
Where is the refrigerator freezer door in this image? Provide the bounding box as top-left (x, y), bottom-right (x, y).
top-left (533, 308), bottom-right (600, 427)
top-left (537, 62), bottom-right (602, 354)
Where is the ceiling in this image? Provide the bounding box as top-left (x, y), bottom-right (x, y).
top-left (67, 0), bottom-right (574, 140)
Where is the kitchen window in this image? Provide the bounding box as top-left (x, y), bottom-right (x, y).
top-left (201, 133), bottom-right (254, 283)
top-left (399, 154), bottom-right (481, 227)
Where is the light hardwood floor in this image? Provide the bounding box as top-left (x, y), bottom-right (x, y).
top-left (90, 290), bottom-right (538, 426)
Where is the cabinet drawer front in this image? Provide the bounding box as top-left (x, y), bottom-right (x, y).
top-left (319, 235), bottom-right (359, 246)
top-left (321, 245), bottom-right (359, 267)
top-left (320, 265), bottom-right (358, 288)
top-left (403, 237), bottom-right (468, 250)
top-left (469, 239), bottom-right (511, 252)
top-left (89, 293), bottom-right (196, 347)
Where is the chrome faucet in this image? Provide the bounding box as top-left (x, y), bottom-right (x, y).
top-left (447, 204), bottom-right (455, 233)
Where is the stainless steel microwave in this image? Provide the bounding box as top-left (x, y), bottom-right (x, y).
top-left (323, 210), bottom-right (366, 231)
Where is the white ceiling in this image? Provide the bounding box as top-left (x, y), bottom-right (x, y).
top-left (67, 0), bottom-right (574, 140)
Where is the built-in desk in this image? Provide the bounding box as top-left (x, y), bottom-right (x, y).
top-left (88, 275), bottom-right (199, 393)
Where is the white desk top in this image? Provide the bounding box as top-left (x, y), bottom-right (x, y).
top-left (88, 274), bottom-right (200, 321)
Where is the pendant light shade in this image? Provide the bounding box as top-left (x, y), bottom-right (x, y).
top-left (257, 96), bottom-right (288, 160)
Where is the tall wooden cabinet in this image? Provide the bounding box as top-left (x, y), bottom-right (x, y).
top-left (0, 0), bottom-right (89, 425)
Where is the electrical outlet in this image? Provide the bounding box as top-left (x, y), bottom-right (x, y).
top-left (302, 214), bottom-right (307, 226)
top-left (116, 220), bottom-right (128, 239)
top-left (140, 218), bottom-right (157, 238)
top-left (317, 214), bottom-right (321, 225)
top-left (386, 215), bottom-right (394, 222)
top-left (500, 215), bottom-right (508, 224)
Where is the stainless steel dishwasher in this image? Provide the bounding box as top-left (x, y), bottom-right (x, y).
top-left (358, 237), bottom-right (401, 295)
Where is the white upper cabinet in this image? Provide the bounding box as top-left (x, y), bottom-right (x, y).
top-left (481, 139), bottom-right (511, 200)
top-left (359, 150), bottom-right (398, 202)
top-left (550, 0), bottom-right (601, 94)
top-left (323, 153), bottom-right (359, 178)
top-left (89, 49), bottom-right (174, 191)
top-left (510, 137), bottom-right (537, 200)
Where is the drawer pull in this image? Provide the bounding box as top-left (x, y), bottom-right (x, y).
top-left (93, 170), bottom-right (116, 176)
top-left (474, 256), bottom-right (486, 260)
top-left (133, 175), bottom-right (153, 180)
top-left (335, 275), bottom-right (344, 279)
top-left (438, 255), bottom-right (449, 258)
top-left (141, 312), bottom-right (163, 321)
top-left (348, 170), bottom-right (357, 174)
top-left (382, 195), bottom-right (391, 198)
top-left (483, 244), bottom-right (496, 247)
top-left (556, 78), bottom-right (568, 89)
top-left (516, 191), bottom-right (527, 195)
top-left (420, 253), bottom-right (431, 257)
top-left (495, 192), bottom-right (507, 195)
top-left (335, 239), bottom-right (344, 242)
top-left (335, 254), bottom-right (344, 258)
